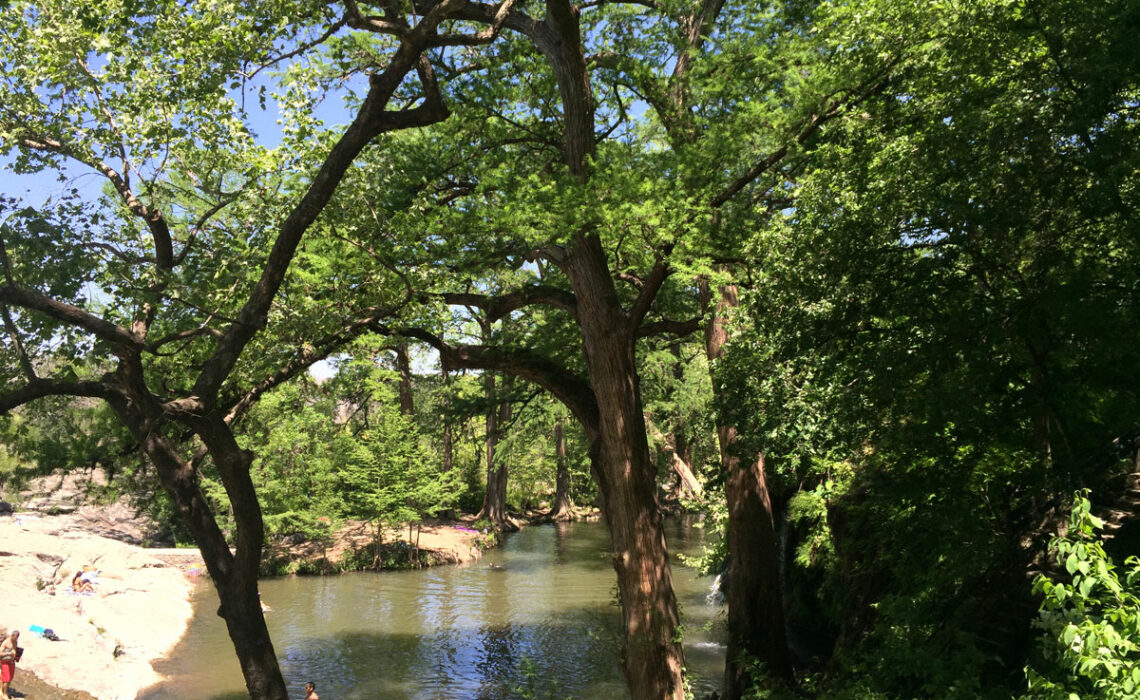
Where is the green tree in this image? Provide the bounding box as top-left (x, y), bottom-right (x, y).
top-left (718, 0), bottom-right (1140, 695)
top-left (349, 0), bottom-right (903, 693)
top-left (336, 356), bottom-right (464, 564)
top-left (242, 381), bottom-right (346, 547)
top-left (0, 1), bottom-right (471, 696)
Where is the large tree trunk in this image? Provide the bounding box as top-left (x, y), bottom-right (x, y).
top-left (723, 453), bottom-right (793, 695)
top-left (568, 233), bottom-right (686, 700)
top-left (442, 420), bottom-right (454, 472)
top-left (501, 1), bottom-right (685, 692)
top-left (195, 418), bottom-right (288, 698)
top-left (667, 443), bottom-right (703, 501)
top-left (493, 377), bottom-right (512, 518)
top-left (669, 346), bottom-right (702, 500)
top-left (442, 367), bottom-right (454, 472)
top-left (648, 419), bottom-right (703, 502)
top-left (703, 280), bottom-right (794, 693)
top-left (109, 390), bottom-right (287, 700)
top-left (550, 416), bottom-right (574, 519)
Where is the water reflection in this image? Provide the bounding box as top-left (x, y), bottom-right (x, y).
top-left (142, 518), bottom-right (724, 699)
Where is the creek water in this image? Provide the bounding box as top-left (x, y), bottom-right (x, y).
top-left (141, 518), bottom-right (726, 699)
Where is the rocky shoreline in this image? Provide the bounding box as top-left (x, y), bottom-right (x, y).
top-left (0, 511), bottom-right (197, 700)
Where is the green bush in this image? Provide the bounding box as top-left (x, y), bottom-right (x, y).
top-left (1023, 493), bottom-right (1140, 699)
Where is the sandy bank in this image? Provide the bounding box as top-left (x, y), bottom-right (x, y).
top-left (0, 513), bottom-right (197, 700)
top-left (266, 518), bottom-right (488, 571)
top-left (0, 468), bottom-right (533, 698)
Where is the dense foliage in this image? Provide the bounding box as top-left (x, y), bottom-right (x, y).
top-left (715, 0), bottom-right (1140, 696)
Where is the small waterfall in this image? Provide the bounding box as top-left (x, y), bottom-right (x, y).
top-left (706, 572), bottom-right (725, 606)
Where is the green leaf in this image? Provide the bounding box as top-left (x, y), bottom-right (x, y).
top-left (1067, 552), bottom-right (1080, 574)
top-left (1062, 624), bottom-right (1077, 646)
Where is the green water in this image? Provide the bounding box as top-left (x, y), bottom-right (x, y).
top-left (141, 518), bottom-right (726, 699)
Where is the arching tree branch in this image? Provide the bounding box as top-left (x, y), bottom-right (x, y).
top-left (391, 325), bottom-right (600, 438)
top-left (0, 378), bottom-right (114, 414)
top-left (437, 285), bottom-right (578, 321)
top-left (426, 0), bottom-right (521, 47)
top-left (628, 248), bottom-right (673, 327)
top-left (637, 316), bottom-right (701, 338)
top-left (193, 37), bottom-right (451, 403)
top-left (0, 285), bottom-right (141, 350)
top-left (16, 133), bottom-right (175, 272)
top-left (222, 303), bottom-right (407, 425)
top-left (711, 61), bottom-right (897, 208)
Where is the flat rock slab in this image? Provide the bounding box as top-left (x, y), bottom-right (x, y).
top-left (0, 514), bottom-right (195, 700)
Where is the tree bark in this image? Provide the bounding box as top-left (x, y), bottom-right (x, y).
top-left (107, 382), bottom-right (287, 700)
top-left (551, 416), bottom-right (574, 519)
top-left (442, 367), bottom-right (454, 472)
top-left (527, 0), bottom-right (687, 682)
top-left (566, 233), bottom-right (686, 700)
top-left (443, 419), bottom-right (454, 472)
top-left (408, 258), bottom-right (687, 698)
top-left (395, 340), bottom-right (415, 416)
top-left (478, 370), bottom-right (511, 527)
top-left (193, 417), bottom-right (288, 698)
top-left (493, 377), bottom-right (512, 520)
top-left (668, 444), bottom-right (703, 501)
top-left (723, 453), bottom-right (793, 695)
top-left (703, 280), bottom-right (794, 693)
top-left (670, 346), bottom-right (698, 493)
top-left (479, 370), bottom-right (501, 522)
top-left (406, 1), bottom-right (689, 692)
top-left (648, 419), bottom-right (703, 502)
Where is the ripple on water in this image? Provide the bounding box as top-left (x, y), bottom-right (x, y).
top-left (146, 519), bottom-right (724, 699)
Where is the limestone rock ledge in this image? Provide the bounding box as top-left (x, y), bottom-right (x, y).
top-left (0, 513), bottom-right (196, 700)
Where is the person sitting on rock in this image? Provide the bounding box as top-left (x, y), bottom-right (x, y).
top-left (72, 570), bottom-right (94, 593)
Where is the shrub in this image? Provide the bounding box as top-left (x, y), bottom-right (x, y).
top-left (1023, 492), bottom-right (1140, 699)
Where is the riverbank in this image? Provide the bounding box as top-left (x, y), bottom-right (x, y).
top-left (261, 506), bottom-right (601, 575)
top-left (137, 516), bottom-right (726, 700)
top-left (0, 468), bottom-right (596, 698)
top-left (6, 667), bottom-right (98, 699)
top-left (0, 510), bottom-right (504, 699)
top-left (262, 517), bottom-right (490, 575)
top-left (0, 511), bottom-right (197, 700)
top-left (0, 507), bottom-right (506, 699)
